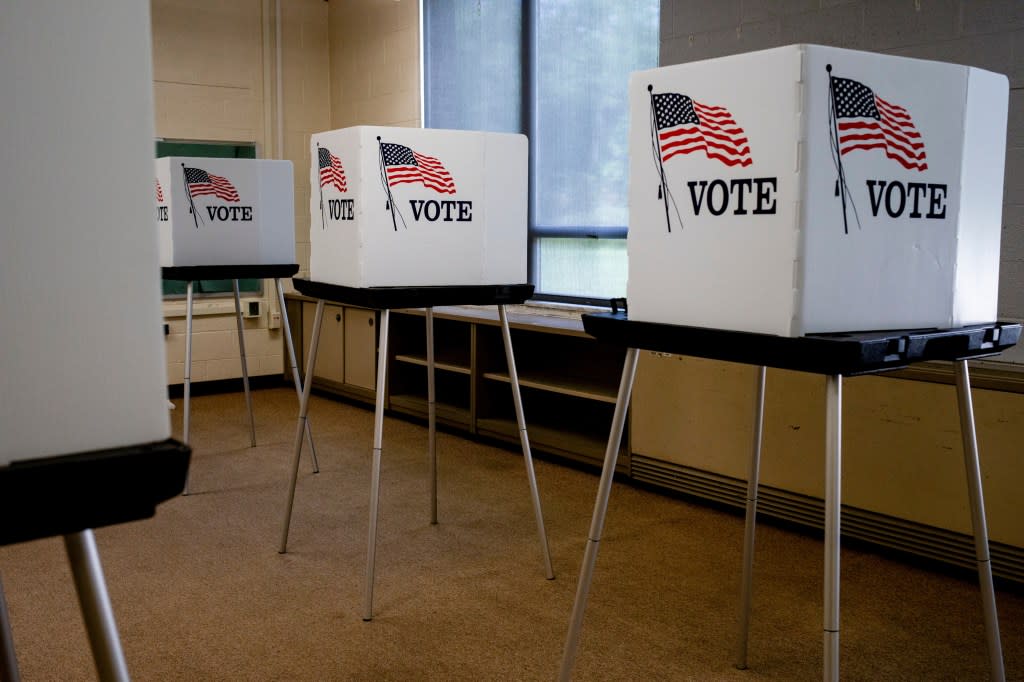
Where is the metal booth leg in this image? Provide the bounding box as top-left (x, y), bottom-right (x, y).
top-left (182, 280), bottom-right (194, 495)
top-left (232, 279), bottom-right (257, 448)
top-left (0, 573), bottom-right (20, 682)
top-left (954, 360), bottom-right (1006, 682)
top-left (735, 365), bottom-right (767, 670)
top-left (823, 374), bottom-right (842, 682)
top-left (559, 347), bottom-right (640, 682)
top-left (275, 278), bottom-right (319, 473)
top-left (427, 308), bottom-right (438, 524)
top-left (498, 304), bottom-right (554, 580)
top-left (363, 309), bottom-right (390, 621)
top-left (63, 530), bottom-right (130, 682)
top-left (279, 299), bottom-right (325, 553)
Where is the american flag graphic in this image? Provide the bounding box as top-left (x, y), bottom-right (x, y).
top-left (651, 92), bottom-right (752, 167)
top-left (380, 143), bottom-right (456, 194)
top-left (183, 167), bottom-right (240, 202)
top-left (830, 76), bottom-right (927, 171)
top-left (156, 179), bottom-right (164, 202)
top-left (318, 147), bottom-right (348, 192)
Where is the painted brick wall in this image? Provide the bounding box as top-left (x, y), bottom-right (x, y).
top-left (660, 0), bottom-right (1024, 320)
top-left (152, 0), bottom-right (332, 384)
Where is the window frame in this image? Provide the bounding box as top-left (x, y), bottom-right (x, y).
top-left (422, 0), bottom-right (640, 306)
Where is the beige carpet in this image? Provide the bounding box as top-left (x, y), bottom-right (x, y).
top-left (1, 386), bottom-right (1021, 680)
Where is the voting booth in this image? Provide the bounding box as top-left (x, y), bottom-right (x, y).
top-left (627, 44), bottom-right (1008, 336)
top-left (156, 157), bottom-right (295, 267)
top-left (283, 126), bottom-right (551, 623)
top-left (308, 126), bottom-right (527, 287)
top-left (1, 2), bottom-right (189, 680)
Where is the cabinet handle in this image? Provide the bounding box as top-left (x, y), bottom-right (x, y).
top-left (368, 317), bottom-right (374, 327)
top-left (336, 313), bottom-right (342, 322)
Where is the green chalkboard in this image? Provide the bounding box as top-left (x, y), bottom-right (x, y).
top-left (156, 141), bottom-right (260, 296)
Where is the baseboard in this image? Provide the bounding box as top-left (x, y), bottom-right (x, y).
top-left (630, 454), bottom-right (1024, 584)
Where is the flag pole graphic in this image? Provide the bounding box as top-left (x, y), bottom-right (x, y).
top-left (826, 65), bottom-right (850, 235)
top-left (648, 85), bottom-right (674, 233)
top-left (181, 163), bottom-right (200, 229)
top-left (317, 143), bottom-right (327, 230)
top-left (377, 136), bottom-right (399, 232)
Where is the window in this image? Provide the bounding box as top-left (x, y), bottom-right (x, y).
top-left (424, 1), bottom-right (659, 302)
top-left (155, 140), bottom-right (260, 297)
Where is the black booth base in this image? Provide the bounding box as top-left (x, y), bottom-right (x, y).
top-left (582, 312), bottom-right (1022, 376)
top-left (0, 439), bottom-right (191, 546)
top-left (161, 264), bottom-right (299, 281)
top-left (291, 278), bottom-right (534, 309)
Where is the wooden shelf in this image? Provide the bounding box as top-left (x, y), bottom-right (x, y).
top-left (389, 393), bottom-right (471, 427)
top-left (394, 353), bottom-right (471, 375)
top-left (475, 417), bottom-right (627, 472)
top-left (481, 370), bottom-right (618, 403)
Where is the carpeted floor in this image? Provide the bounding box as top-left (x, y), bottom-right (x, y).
top-left (1, 386), bottom-right (1021, 680)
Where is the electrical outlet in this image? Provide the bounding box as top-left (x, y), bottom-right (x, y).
top-left (269, 311), bottom-right (281, 329)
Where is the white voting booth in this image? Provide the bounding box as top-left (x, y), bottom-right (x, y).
top-left (0, 2), bottom-right (185, 681)
top-left (627, 44), bottom-right (1008, 336)
top-left (308, 126), bottom-right (527, 287)
top-left (155, 157), bottom-right (318, 491)
top-left (281, 126), bottom-right (552, 623)
top-left (560, 45), bottom-right (1013, 682)
top-left (156, 157), bottom-right (295, 267)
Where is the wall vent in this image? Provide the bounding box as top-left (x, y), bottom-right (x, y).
top-left (630, 454), bottom-right (1024, 584)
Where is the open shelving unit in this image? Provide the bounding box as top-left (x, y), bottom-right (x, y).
top-left (285, 296), bottom-right (628, 470)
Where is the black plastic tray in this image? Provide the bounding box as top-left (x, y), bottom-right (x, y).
top-left (0, 439), bottom-right (191, 546)
top-left (292, 278), bottom-right (534, 310)
top-left (582, 312), bottom-right (1021, 376)
top-left (161, 264), bottom-right (299, 281)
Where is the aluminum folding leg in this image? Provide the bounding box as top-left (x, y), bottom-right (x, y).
top-left (274, 278), bottom-right (319, 473)
top-left (363, 310), bottom-right (390, 621)
top-left (64, 530), bottom-right (129, 682)
top-left (735, 365), bottom-right (767, 670)
top-left (498, 305), bottom-right (554, 580)
top-left (427, 308), bottom-right (438, 524)
top-left (0, 574), bottom-right (19, 682)
top-left (823, 374), bottom-right (842, 682)
top-left (954, 360), bottom-right (1006, 682)
top-left (232, 280), bottom-right (257, 449)
top-left (559, 347), bottom-right (640, 682)
top-left (279, 300), bottom-right (325, 553)
top-left (183, 280), bottom-right (195, 495)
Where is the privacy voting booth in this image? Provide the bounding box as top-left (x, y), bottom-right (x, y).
top-left (0, 2), bottom-right (189, 680)
top-left (156, 157), bottom-right (318, 491)
top-left (560, 45), bottom-right (1017, 682)
top-left (280, 126), bottom-right (553, 622)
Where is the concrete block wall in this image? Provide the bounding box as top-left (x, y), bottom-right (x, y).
top-left (328, 0), bottom-right (421, 131)
top-left (660, 0), bottom-right (1024, 320)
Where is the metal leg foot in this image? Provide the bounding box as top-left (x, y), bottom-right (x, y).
top-left (279, 300), bottom-right (324, 554)
top-left (559, 347), bottom-right (639, 681)
top-left (363, 309), bottom-right (389, 621)
top-left (427, 307), bottom-right (437, 525)
top-left (823, 374), bottom-right (842, 682)
top-left (182, 280), bottom-right (194, 495)
top-left (0, 573), bottom-right (20, 682)
top-left (954, 360), bottom-right (1005, 682)
top-left (498, 304), bottom-right (554, 580)
top-left (735, 365), bottom-right (766, 670)
top-left (276, 279), bottom-right (318, 473)
top-left (233, 279), bottom-right (257, 448)
top-left (64, 531), bottom-right (130, 682)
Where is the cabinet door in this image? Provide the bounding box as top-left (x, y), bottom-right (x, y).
top-left (344, 308), bottom-right (377, 390)
top-left (302, 302), bottom-right (345, 384)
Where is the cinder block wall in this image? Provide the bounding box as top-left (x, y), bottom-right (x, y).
top-left (151, 0), bottom-right (419, 385)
